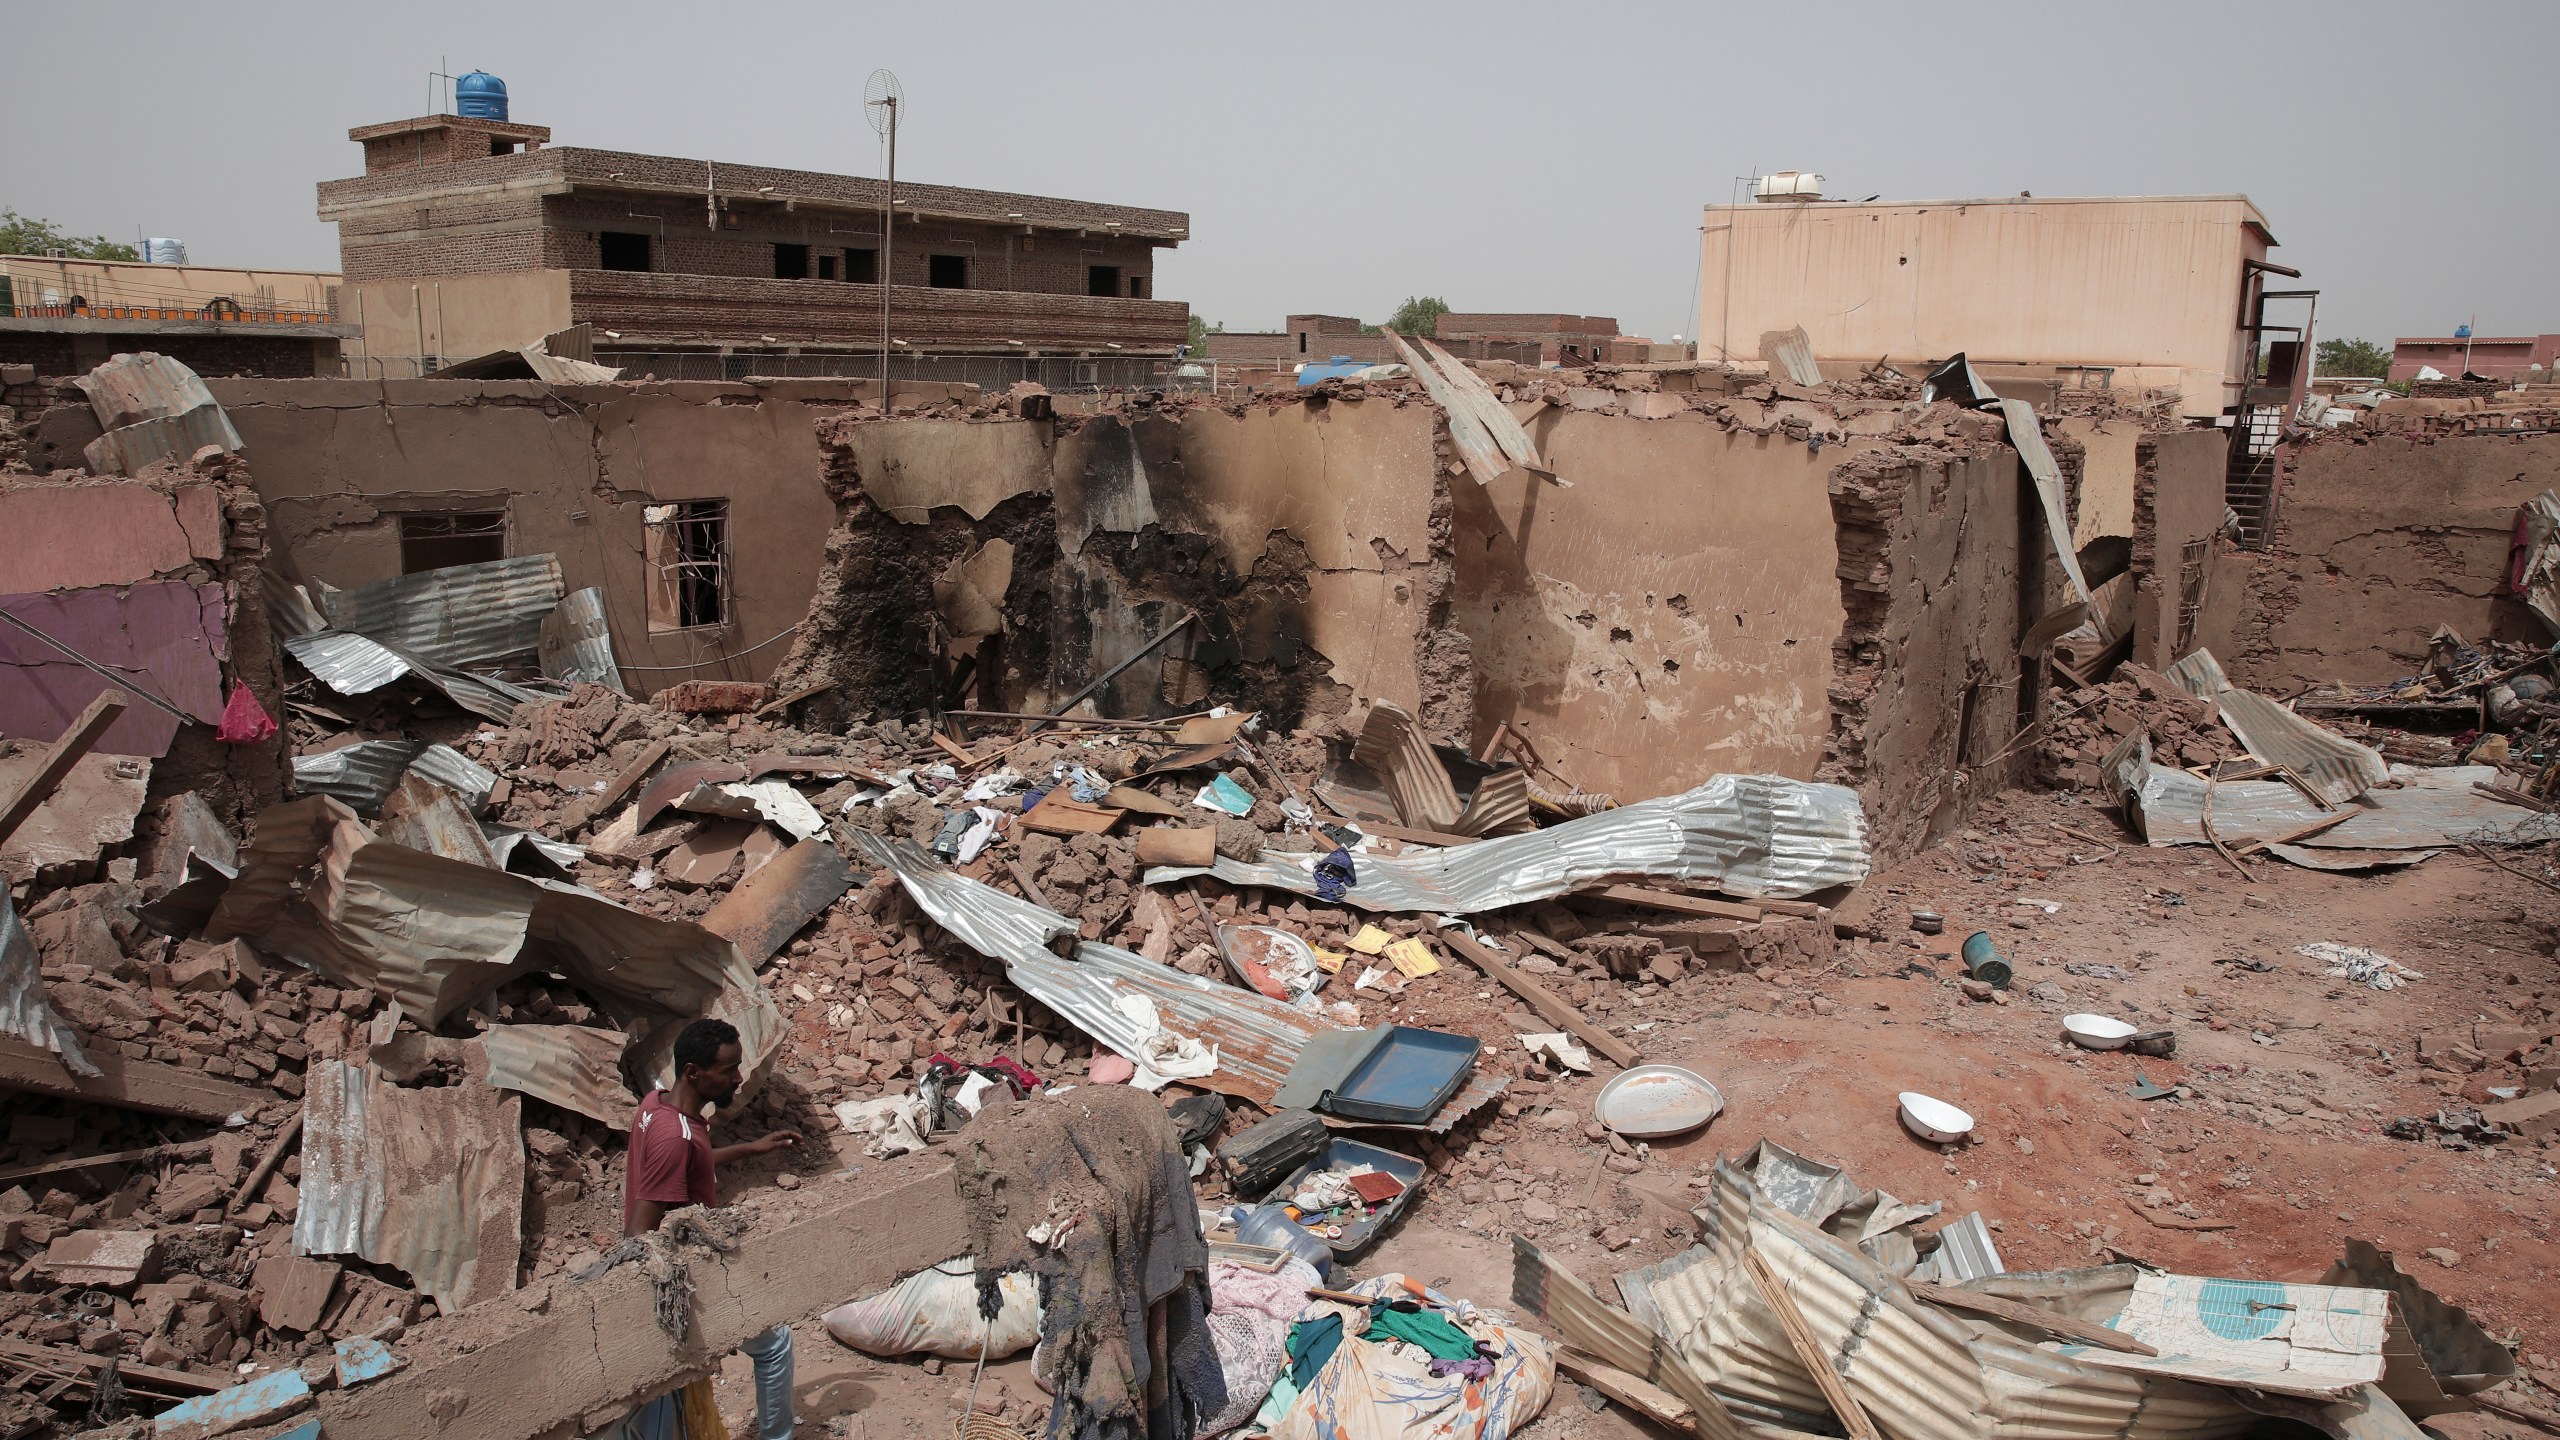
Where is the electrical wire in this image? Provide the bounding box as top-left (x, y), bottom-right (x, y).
top-left (613, 623), bottom-right (804, 671)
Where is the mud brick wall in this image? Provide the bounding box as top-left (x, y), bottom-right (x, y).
top-left (2225, 430), bottom-right (2560, 693)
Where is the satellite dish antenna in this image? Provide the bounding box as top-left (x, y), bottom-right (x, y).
top-left (864, 69), bottom-right (903, 396)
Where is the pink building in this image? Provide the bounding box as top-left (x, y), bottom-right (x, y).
top-left (2389, 333), bottom-right (2559, 383)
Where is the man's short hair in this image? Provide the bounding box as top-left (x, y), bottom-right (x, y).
top-left (672, 1018), bottom-right (740, 1075)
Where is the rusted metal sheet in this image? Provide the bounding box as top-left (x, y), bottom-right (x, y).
top-left (374, 772), bottom-right (500, 868)
top-left (1455, 767), bottom-right (1536, 838)
top-left (81, 404), bottom-right (242, 477)
top-left (1353, 700), bottom-right (1463, 831)
top-left (0, 890), bottom-right (96, 1075)
top-left (74, 351), bottom-right (222, 429)
top-left (700, 839), bottom-right (856, 967)
top-left (633, 753), bottom-right (862, 831)
top-left (2167, 649), bottom-right (2388, 805)
top-left (851, 833), bottom-right (1504, 1131)
top-left (538, 585), bottom-right (624, 693)
top-left (480, 1023), bottom-right (640, 1129)
top-left (1383, 329), bottom-right (1508, 487)
top-left (296, 1017), bottom-right (523, 1315)
top-left (2110, 740), bottom-right (2520, 858)
top-left (1418, 334), bottom-right (1557, 481)
top-left (0, 581), bottom-right (226, 757)
top-left (1149, 773), bottom-right (1870, 912)
top-left (318, 555), bottom-right (566, 672)
top-left (1989, 397), bottom-right (2102, 629)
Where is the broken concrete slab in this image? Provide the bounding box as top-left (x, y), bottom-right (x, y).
top-left (37, 1229), bottom-right (160, 1290)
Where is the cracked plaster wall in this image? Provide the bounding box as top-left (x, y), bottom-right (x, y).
top-left (2228, 430), bottom-right (2560, 693)
top-left (210, 378), bottom-right (844, 694)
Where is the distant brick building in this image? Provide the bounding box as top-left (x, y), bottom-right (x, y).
top-left (1433, 313), bottom-right (1620, 364)
top-left (2389, 333), bottom-right (2559, 384)
top-left (1201, 313), bottom-right (1547, 382)
top-left (320, 107), bottom-right (1189, 382)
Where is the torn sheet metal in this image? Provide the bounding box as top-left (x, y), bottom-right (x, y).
top-left (295, 1018), bottom-right (523, 1315)
top-left (676, 779), bottom-right (828, 841)
top-left (1759, 326), bottom-right (1821, 387)
top-left (525, 878), bottom-right (785, 1096)
top-left (1416, 334), bottom-right (1556, 482)
top-left (701, 839), bottom-right (856, 967)
top-left (1384, 329), bottom-right (1510, 487)
top-left (374, 772), bottom-right (500, 868)
top-left (479, 1023), bottom-right (640, 1130)
top-left (82, 404), bottom-right (243, 476)
top-left (2514, 490), bottom-right (2560, 637)
top-left (1919, 1213), bottom-right (2006, 1285)
top-left (2319, 1239), bottom-right (2514, 1412)
top-left (280, 629), bottom-right (411, 696)
top-left (2167, 650), bottom-right (2388, 805)
top-left (631, 754), bottom-right (864, 831)
top-left (319, 555), bottom-right (566, 672)
top-left (0, 891), bottom-right (97, 1076)
top-left (487, 829), bottom-right (586, 878)
top-left (1456, 767), bottom-right (1536, 838)
top-left (0, 751), bottom-right (149, 885)
top-left (1353, 700), bottom-right (1463, 831)
top-left (1982, 1268), bottom-right (2393, 1399)
top-left (1988, 397), bottom-right (2103, 630)
top-left (1148, 773), bottom-right (1869, 911)
top-left (292, 740), bottom-right (493, 814)
top-left (2112, 751), bottom-right (2524, 855)
top-left (538, 586), bottom-right (624, 693)
top-left (851, 833), bottom-right (1504, 1131)
top-left (76, 351), bottom-right (225, 429)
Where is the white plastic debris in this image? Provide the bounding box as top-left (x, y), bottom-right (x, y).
top-left (1519, 1032), bottom-right (1593, 1073)
top-left (2297, 942), bottom-right (2423, 990)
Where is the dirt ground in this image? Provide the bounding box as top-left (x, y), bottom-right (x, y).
top-left (720, 785), bottom-right (2560, 1439)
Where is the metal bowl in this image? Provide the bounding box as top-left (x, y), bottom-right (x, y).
top-left (1594, 1065), bottom-right (1727, 1139)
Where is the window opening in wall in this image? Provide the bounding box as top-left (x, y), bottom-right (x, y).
top-left (929, 254), bottom-right (968, 289)
top-left (1086, 265), bottom-right (1121, 298)
top-left (817, 253), bottom-right (836, 280)
top-left (1297, 332), bottom-right (1308, 354)
top-left (773, 243), bottom-right (810, 280)
top-left (399, 511), bottom-right (506, 574)
top-left (644, 500), bottom-right (729, 632)
top-left (1128, 275), bottom-right (1148, 299)
top-left (845, 248), bottom-right (877, 283)
top-left (489, 138), bottom-right (514, 156)
top-left (2174, 537), bottom-right (2212, 653)
top-left (598, 231), bottom-right (651, 272)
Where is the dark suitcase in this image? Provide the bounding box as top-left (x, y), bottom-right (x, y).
top-left (1218, 1108), bottom-right (1330, 1200)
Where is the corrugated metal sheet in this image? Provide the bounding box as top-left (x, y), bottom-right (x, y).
top-left (1760, 326), bottom-right (1821, 387)
top-left (1150, 773), bottom-right (1870, 911)
top-left (375, 772), bottom-right (500, 868)
top-left (1990, 398), bottom-right (2101, 625)
top-left (408, 744), bottom-right (498, 810)
top-left (319, 555), bottom-right (566, 672)
top-left (700, 839), bottom-right (856, 967)
top-left (1384, 329), bottom-right (1509, 487)
top-left (81, 404), bottom-right (241, 477)
top-left (295, 1022), bottom-right (524, 1314)
top-left (1922, 1213), bottom-right (2006, 1284)
top-left (293, 741), bottom-right (494, 813)
top-left (1354, 700), bottom-right (1462, 831)
top-left (74, 351), bottom-right (221, 428)
top-left (2113, 751), bottom-right (2520, 856)
top-left (480, 1023), bottom-right (639, 1129)
top-left (0, 892), bottom-right (97, 1076)
top-left (282, 630), bottom-right (411, 696)
top-left (1417, 335), bottom-right (1554, 481)
top-left (2167, 649), bottom-right (2387, 805)
top-left (538, 586), bottom-right (623, 692)
top-left (853, 833), bottom-right (1505, 1131)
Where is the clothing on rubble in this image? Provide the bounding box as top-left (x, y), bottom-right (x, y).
top-left (1364, 1304), bottom-right (1478, 1362)
top-left (1263, 1273), bottom-right (1553, 1440)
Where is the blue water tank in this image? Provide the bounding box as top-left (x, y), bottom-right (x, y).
top-left (455, 71), bottom-right (508, 121)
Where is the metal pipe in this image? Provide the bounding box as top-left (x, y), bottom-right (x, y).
top-left (1026, 609), bottom-right (1197, 733)
top-left (0, 609), bottom-right (197, 722)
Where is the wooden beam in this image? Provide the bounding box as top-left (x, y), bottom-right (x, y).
top-left (1744, 1250), bottom-right (1884, 1440)
top-left (1906, 1281), bottom-right (2159, 1357)
top-left (0, 692), bottom-right (127, 849)
top-left (1356, 819), bottom-right (1477, 848)
top-left (227, 1113), bottom-right (303, 1215)
top-left (1556, 1348), bottom-right (1694, 1431)
top-left (1593, 885), bottom-right (1763, 923)
top-left (0, 1138), bottom-right (210, 1186)
top-left (1004, 857), bottom-right (1057, 913)
top-left (0, 1338), bottom-right (223, 1398)
top-left (1440, 929), bottom-right (1640, 1070)
top-left (0, 1035), bottom-right (268, 1123)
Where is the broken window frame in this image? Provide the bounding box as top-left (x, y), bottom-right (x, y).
top-left (397, 510), bottom-right (507, 574)
top-left (643, 500), bottom-right (731, 633)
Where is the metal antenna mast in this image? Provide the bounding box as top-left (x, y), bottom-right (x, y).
top-left (864, 69), bottom-right (904, 400)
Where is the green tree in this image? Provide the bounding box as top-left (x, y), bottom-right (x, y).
top-left (2315, 337), bottom-right (2393, 379)
top-left (1368, 295), bottom-right (1451, 339)
top-left (0, 208), bottom-right (139, 261)
top-left (1185, 314), bottom-right (1223, 351)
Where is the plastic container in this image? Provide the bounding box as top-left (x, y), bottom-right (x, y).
top-left (1960, 931), bottom-right (2013, 989)
top-left (1233, 1204), bottom-right (1332, 1278)
top-left (1898, 1091), bottom-right (1976, 1144)
top-left (1322, 1026), bottom-right (1478, 1124)
top-left (2063, 1013), bottom-right (2138, 1050)
top-left (1273, 1139), bottom-right (1426, 1258)
top-left (455, 70), bottom-right (509, 121)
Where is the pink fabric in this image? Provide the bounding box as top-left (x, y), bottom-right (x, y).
top-left (215, 682), bottom-right (277, 744)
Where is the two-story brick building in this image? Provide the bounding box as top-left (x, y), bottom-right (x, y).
top-left (320, 101), bottom-right (1190, 383)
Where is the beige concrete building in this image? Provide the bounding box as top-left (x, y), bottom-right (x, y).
top-left (1697, 191), bottom-right (2292, 419)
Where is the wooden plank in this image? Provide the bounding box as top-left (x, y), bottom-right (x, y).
top-left (0, 1138), bottom-right (210, 1185)
top-left (226, 1113), bottom-right (302, 1216)
top-left (752, 681), bottom-right (835, 717)
top-left (1441, 929), bottom-right (1640, 1070)
top-left (590, 737), bottom-right (671, 818)
top-left (1004, 857), bottom-right (1057, 912)
top-left (1751, 898), bottom-right (1827, 919)
top-left (1356, 819), bottom-right (1476, 848)
top-left (1017, 799), bottom-right (1124, 836)
top-left (0, 1338), bottom-right (223, 1397)
top-left (1556, 1348), bottom-right (1695, 1431)
top-left (0, 1035), bottom-right (267, 1123)
top-left (1907, 1281), bottom-right (2158, 1356)
top-left (1744, 1250), bottom-right (1884, 1440)
top-left (929, 733), bottom-right (979, 767)
top-left (0, 693), bottom-right (126, 849)
top-left (1595, 885), bottom-right (1763, 923)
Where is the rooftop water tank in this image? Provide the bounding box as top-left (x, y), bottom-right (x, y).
top-left (455, 70), bottom-right (508, 121)
top-left (142, 238), bottom-right (189, 266)
top-left (1754, 171), bottom-right (1824, 202)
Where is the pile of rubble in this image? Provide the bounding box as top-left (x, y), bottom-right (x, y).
top-left (2038, 662), bottom-right (2243, 788)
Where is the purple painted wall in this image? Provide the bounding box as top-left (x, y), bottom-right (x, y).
top-left (0, 582), bottom-right (228, 756)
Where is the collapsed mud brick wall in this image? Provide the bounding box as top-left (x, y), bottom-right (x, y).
top-left (2127, 429), bottom-right (2248, 672)
top-left (2226, 429), bottom-right (2560, 694)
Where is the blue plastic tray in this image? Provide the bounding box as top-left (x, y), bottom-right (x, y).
top-left (1322, 1025), bottom-right (1478, 1124)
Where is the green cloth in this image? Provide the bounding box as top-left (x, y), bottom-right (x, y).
top-left (1365, 1305), bottom-right (1478, 1361)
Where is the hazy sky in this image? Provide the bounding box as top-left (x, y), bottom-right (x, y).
top-left (8, 1), bottom-right (2554, 346)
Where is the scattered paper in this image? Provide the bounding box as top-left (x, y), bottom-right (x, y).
top-left (1518, 1032), bottom-right (1592, 1073)
top-left (1193, 772), bottom-right (1256, 817)
top-left (1385, 938), bottom-right (1441, 978)
top-left (1311, 946), bottom-right (1348, 974)
top-left (1348, 924), bottom-right (1394, 955)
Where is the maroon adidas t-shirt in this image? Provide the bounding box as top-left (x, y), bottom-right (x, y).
top-left (625, 1088), bottom-right (718, 1231)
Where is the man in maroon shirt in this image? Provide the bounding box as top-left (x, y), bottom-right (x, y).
top-left (622, 1018), bottom-right (804, 1440)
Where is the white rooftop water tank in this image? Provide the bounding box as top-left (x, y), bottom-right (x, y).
top-left (1754, 172), bottom-right (1824, 202)
top-left (142, 238), bottom-right (189, 265)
